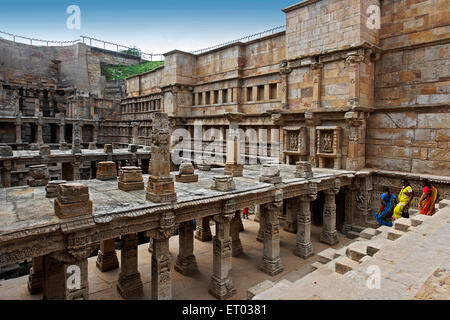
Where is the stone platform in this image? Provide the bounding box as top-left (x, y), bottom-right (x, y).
top-left (0, 218), bottom-right (352, 300)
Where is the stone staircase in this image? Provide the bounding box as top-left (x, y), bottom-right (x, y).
top-left (249, 200), bottom-right (450, 300)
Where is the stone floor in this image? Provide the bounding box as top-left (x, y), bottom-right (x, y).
top-left (0, 216), bottom-right (352, 300)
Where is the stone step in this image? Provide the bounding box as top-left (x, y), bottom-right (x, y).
top-left (247, 280), bottom-right (275, 300)
top-left (409, 209), bottom-right (419, 216)
top-left (335, 256), bottom-right (359, 275)
top-left (366, 239), bottom-right (390, 256)
top-left (387, 229), bottom-right (406, 240)
top-left (334, 246), bottom-right (347, 258)
top-left (252, 280), bottom-right (293, 300)
top-left (284, 264), bottom-right (312, 283)
top-left (351, 225), bottom-right (366, 233)
top-left (439, 199), bottom-right (450, 209)
top-left (394, 218), bottom-right (411, 232)
top-left (411, 214), bottom-right (430, 227)
top-left (346, 241), bottom-right (368, 262)
top-left (346, 230), bottom-right (361, 239)
top-left (310, 261), bottom-right (324, 271)
top-left (360, 228), bottom-right (379, 240)
top-left (377, 225), bottom-right (392, 235)
top-left (317, 248), bottom-right (338, 264)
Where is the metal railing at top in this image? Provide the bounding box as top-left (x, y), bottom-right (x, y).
top-left (0, 30), bottom-right (80, 46)
top-left (79, 35), bottom-right (165, 61)
top-left (0, 25), bottom-right (286, 61)
top-left (190, 25), bottom-right (286, 55)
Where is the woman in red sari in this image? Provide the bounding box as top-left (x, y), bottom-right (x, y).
top-left (418, 179), bottom-right (439, 216)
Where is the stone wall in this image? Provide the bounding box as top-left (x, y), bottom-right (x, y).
top-left (283, 0), bottom-right (380, 59)
top-left (367, 0), bottom-right (450, 175)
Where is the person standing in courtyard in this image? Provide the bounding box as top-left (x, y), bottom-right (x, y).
top-left (418, 179), bottom-right (439, 216)
top-left (393, 179), bottom-right (414, 219)
top-left (242, 207), bottom-right (249, 219)
top-left (375, 186), bottom-right (396, 227)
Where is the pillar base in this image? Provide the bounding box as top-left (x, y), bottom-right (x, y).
top-left (293, 242), bottom-right (314, 259)
top-left (258, 257), bottom-right (283, 276)
top-left (174, 255), bottom-right (198, 276)
top-left (96, 251), bottom-right (119, 272)
top-left (146, 192), bottom-right (177, 203)
top-left (223, 163), bottom-right (243, 177)
top-left (320, 230), bottom-right (339, 245)
top-left (117, 272), bottom-right (143, 298)
top-left (232, 240), bottom-right (243, 257)
top-left (208, 276), bottom-right (237, 300)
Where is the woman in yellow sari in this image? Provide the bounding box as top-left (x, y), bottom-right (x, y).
top-left (393, 179), bottom-right (413, 219)
top-left (419, 179), bottom-right (439, 216)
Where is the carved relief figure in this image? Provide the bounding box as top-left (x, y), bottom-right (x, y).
top-left (321, 132), bottom-right (333, 153)
top-left (289, 132), bottom-right (299, 151)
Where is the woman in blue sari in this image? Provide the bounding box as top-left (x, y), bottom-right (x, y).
top-left (375, 187), bottom-right (397, 227)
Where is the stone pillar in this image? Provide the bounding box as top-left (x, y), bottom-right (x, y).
top-left (16, 114), bottom-right (22, 144)
top-left (27, 256), bottom-right (44, 294)
top-left (151, 233), bottom-right (172, 300)
top-left (36, 115), bottom-right (43, 145)
top-left (279, 60), bottom-right (291, 109)
top-left (195, 217), bottom-right (213, 242)
top-left (256, 208), bottom-right (266, 242)
top-left (42, 254), bottom-right (89, 300)
top-left (72, 121), bottom-right (82, 155)
top-left (117, 234), bottom-right (143, 298)
top-left (59, 123), bottom-right (65, 144)
top-left (305, 110), bottom-right (320, 167)
top-left (146, 112), bottom-right (177, 203)
top-left (96, 239), bottom-right (119, 272)
top-left (284, 198), bottom-right (297, 234)
top-left (230, 211), bottom-right (243, 257)
top-left (345, 111), bottom-right (367, 171)
top-left (258, 189), bottom-right (284, 276)
top-left (71, 161), bottom-right (81, 181)
top-left (223, 113), bottom-right (244, 177)
top-left (342, 185), bottom-right (356, 235)
top-left (293, 183), bottom-right (318, 259)
top-left (175, 221), bottom-right (198, 275)
top-left (320, 179), bottom-right (341, 245)
top-left (311, 62), bottom-right (323, 109)
top-left (208, 208), bottom-right (236, 300)
top-left (1, 160), bottom-right (12, 188)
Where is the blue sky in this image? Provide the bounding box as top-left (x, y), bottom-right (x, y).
top-left (0, 0), bottom-right (297, 53)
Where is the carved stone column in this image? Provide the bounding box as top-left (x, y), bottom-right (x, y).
top-left (224, 113), bottom-right (244, 177)
top-left (151, 231), bottom-right (172, 300)
top-left (72, 121), bottom-right (82, 155)
top-left (343, 184), bottom-right (358, 234)
top-left (27, 256), bottom-right (44, 294)
top-left (175, 220), bottom-right (198, 275)
top-left (256, 207), bottom-right (266, 242)
top-left (1, 160), bottom-right (12, 188)
top-left (311, 62), bottom-right (323, 109)
top-left (284, 197), bottom-right (297, 234)
top-left (96, 239), bottom-right (119, 272)
top-left (16, 114), bottom-right (22, 144)
top-left (345, 111), bottom-right (367, 171)
top-left (208, 200), bottom-right (236, 300)
top-left (345, 53), bottom-right (364, 109)
top-left (259, 189), bottom-right (284, 276)
top-left (71, 158), bottom-right (81, 181)
top-left (117, 233), bottom-right (143, 298)
top-left (304, 110), bottom-right (320, 167)
top-left (320, 179), bottom-right (341, 245)
top-left (146, 112), bottom-right (177, 203)
top-left (42, 253), bottom-right (89, 300)
top-left (36, 114), bottom-right (43, 145)
top-left (195, 216), bottom-right (213, 242)
top-left (230, 211), bottom-right (243, 257)
top-left (293, 183), bottom-right (318, 259)
top-left (279, 60), bottom-right (291, 109)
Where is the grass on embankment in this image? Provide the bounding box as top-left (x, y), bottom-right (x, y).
top-left (102, 61), bottom-right (164, 80)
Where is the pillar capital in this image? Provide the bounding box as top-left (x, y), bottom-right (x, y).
top-left (324, 179), bottom-right (341, 195)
